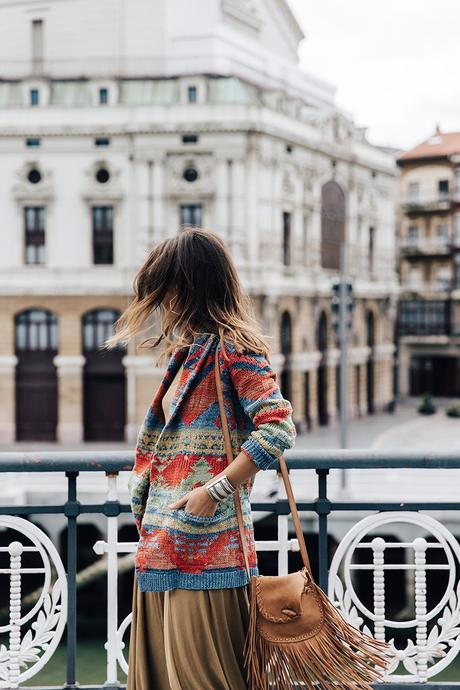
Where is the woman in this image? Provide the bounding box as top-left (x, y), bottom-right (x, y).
top-left (109, 228), bottom-right (296, 690)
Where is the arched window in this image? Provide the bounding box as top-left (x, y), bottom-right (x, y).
top-left (316, 311), bottom-right (329, 426)
top-left (280, 311), bottom-right (292, 355)
top-left (82, 309), bottom-right (121, 351)
top-left (280, 311), bottom-right (292, 402)
top-left (316, 311), bottom-right (328, 353)
top-left (15, 309), bottom-right (58, 441)
top-left (15, 308), bottom-right (58, 351)
top-left (367, 310), bottom-right (375, 348)
top-left (321, 180), bottom-right (345, 269)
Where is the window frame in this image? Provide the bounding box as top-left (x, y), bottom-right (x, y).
top-left (24, 205), bottom-right (45, 265)
top-left (92, 205), bottom-right (114, 265)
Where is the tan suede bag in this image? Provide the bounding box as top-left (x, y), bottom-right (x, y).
top-left (214, 348), bottom-right (389, 690)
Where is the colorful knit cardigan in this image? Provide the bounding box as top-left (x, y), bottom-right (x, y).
top-left (129, 332), bottom-right (297, 592)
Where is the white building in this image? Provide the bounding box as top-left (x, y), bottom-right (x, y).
top-left (0, 0), bottom-right (398, 446)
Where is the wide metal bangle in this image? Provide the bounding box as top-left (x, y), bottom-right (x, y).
top-left (206, 475), bottom-right (237, 502)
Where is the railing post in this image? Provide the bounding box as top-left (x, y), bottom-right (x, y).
top-left (104, 472), bottom-right (121, 688)
top-left (8, 541), bottom-right (23, 689)
top-left (316, 469), bottom-right (330, 592)
top-left (64, 471), bottom-right (79, 690)
top-left (414, 537), bottom-right (429, 683)
top-left (371, 537), bottom-right (386, 642)
top-left (277, 514), bottom-right (289, 575)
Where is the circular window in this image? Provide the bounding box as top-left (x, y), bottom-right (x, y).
top-left (27, 168), bottom-right (42, 184)
top-left (183, 167), bottom-right (198, 183)
top-left (95, 168), bottom-right (110, 184)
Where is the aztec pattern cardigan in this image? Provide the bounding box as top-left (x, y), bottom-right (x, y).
top-left (129, 332), bottom-right (296, 592)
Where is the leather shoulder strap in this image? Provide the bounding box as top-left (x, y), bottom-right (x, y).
top-left (213, 345), bottom-right (312, 575)
top-left (214, 346), bottom-right (251, 578)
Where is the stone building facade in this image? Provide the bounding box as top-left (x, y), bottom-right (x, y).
top-left (0, 0), bottom-right (398, 444)
top-left (397, 130), bottom-right (460, 397)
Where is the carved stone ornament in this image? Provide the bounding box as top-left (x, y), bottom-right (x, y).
top-left (81, 160), bottom-right (123, 203)
top-left (282, 170), bottom-right (295, 197)
top-left (12, 162), bottom-right (54, 203)
top-left (166, 154), bottom-right (214, 198)
top-left (221, 0), bottom-right (262, 30)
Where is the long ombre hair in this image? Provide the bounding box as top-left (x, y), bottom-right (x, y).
top-left (107, 228), bottom-right (269, 360)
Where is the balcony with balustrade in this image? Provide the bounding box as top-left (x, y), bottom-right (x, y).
top-left (402, 193), bottom-right (453, 215)
top-left (1, 451), bottom-right (460, 689)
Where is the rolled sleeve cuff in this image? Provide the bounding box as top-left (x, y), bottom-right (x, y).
top-left (241, 437), bottom-right (280, 471)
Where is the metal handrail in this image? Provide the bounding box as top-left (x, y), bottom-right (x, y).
top-left (1, 450), bottom-right (460, 689)
top-left (4, 448), bottom-right (460, 471)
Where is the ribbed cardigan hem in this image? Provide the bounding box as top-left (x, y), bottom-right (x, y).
top-left (136, 565), bottom-right (259, 592)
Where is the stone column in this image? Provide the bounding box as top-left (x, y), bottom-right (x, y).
top-left (349, 346), bottom-right (370, 417)
top-left (53, 355), bottom-right (85, 443)
top-left (153, 155), bottom-right (166, 240)
top-left (0, 355), bottom-right (18, 443)
top-left (374, 344), bottom-right (396, 409)
top-left (309, 366), bottom-right (318, 428)
top-left (291, 351), bottom-right (321, 433)
top-left (231, 157), bottom-right (246, 262)
top-left (122, 355), bottom-right (163, 443)
top-left (214, 157), bottom-right (229, 237)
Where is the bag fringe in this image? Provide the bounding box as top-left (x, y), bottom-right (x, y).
top-left (244, 582), bottom-right (390, 690)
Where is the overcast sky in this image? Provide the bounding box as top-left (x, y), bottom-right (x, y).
top-left (289, 0), bottom-right (460, 151)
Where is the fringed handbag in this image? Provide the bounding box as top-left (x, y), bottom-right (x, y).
top-left (214, 347), bottom-right (390, 690)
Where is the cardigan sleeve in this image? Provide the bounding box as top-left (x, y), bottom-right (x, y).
top-left (226, 345), bottom-right (296, 470)
top-left (128, 449), bottom-right (151, 534)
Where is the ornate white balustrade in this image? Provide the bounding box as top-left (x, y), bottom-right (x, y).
top-left (0, 517), bottom-right (67, 689)
top-left (1, 450), bottom-right (460, 688)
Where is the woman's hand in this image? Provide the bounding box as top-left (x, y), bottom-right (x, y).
top-left (167, 485), bottom-right (218, 517)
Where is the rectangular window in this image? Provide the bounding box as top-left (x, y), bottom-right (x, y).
top-left (407, 225), bottom-right (419, 246)
top-left (302, 213), bottom-right (309, 263)
top-left (26, 138), bottom-right (41, 147)
top-left (282, 211), bottom-right (291, 266)
top-left (187, 85), bottom-right (197, 103)
top-left (436, 223), bottom-right (449, 245)
top-left (182, 134), bottom-right (198, 144)
top-left (24, 206), bottom-right (45, 265)
top-left (454, 214), bottom-right (460, 246)
top-left (368, 226), bottom-right (375, 273)
top-left (30, 89), bottom-right (39, 106)
top-left (92, 206), bottom-right (114, 264)
top-left (408, 182), bottom-right (419, 200)
top-left (94, 137), bottom-right (110, 147)
top-left (438, 179), bottom-right (449, 197)
top-left (180, 204), bottom-right (202, 227)
top-left (454, 255), bottom-right (460, 289)
top-left (31, 19), bottom-right (44, 71)
top-left (436, 268), bottom-right (451, 291)
top-left (99, 87), bottom-right (108, 105)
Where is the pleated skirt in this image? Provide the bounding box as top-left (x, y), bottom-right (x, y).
top-left (127, 574), bottom-right (250, 690)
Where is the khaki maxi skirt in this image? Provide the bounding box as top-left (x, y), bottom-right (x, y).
top-left (127, 574), bottom-right (250, 690)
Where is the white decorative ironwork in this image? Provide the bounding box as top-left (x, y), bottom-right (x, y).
top-left (0, 516), bottom-right (67, 689)
top-left (329, 512), bottom-right (460, 683)
top-left (93, 489), bottom-right (301, 683)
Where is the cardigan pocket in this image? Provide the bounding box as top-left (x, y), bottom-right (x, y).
top-left (180, 506), bottom-right (224, 524)
top-left (175, 499), bottom-right (232, 527)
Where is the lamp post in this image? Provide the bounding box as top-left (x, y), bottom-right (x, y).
top-left (331, 244), bottom-right (355, 488)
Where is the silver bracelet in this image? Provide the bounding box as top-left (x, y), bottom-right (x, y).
top-left (206, 474), bottom-right (237, 502)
